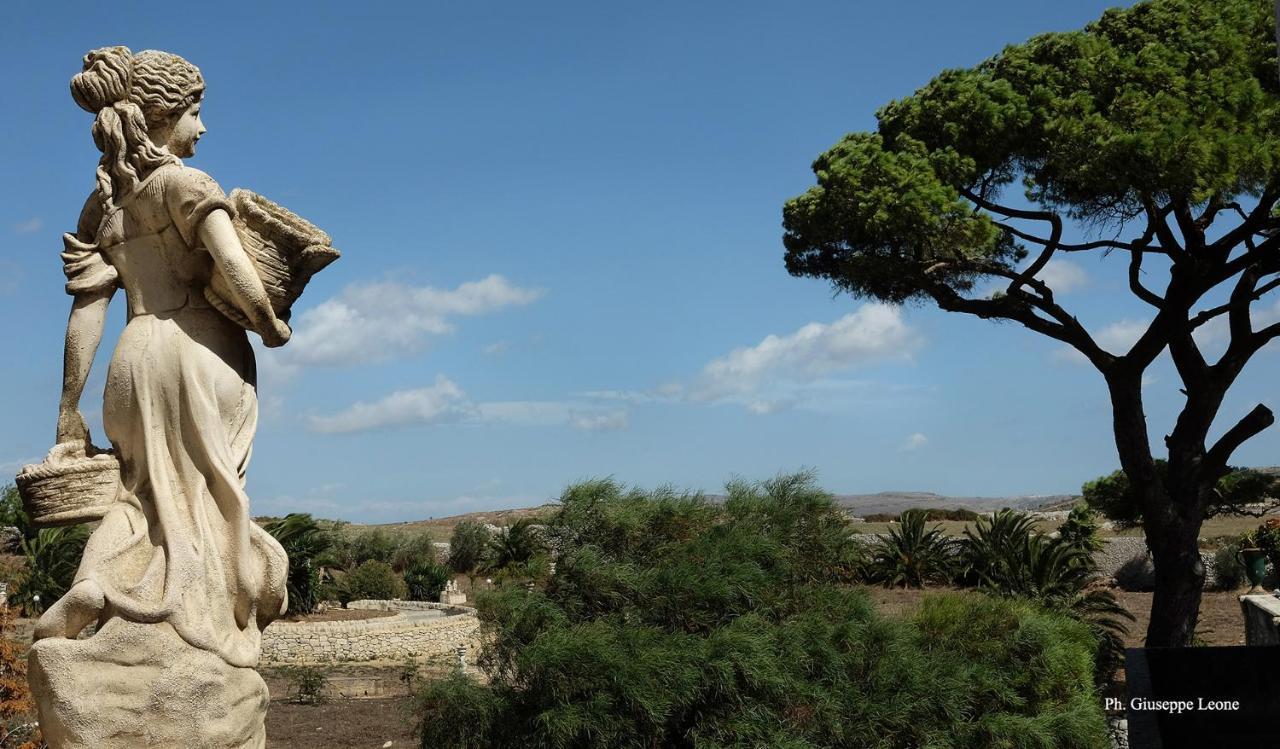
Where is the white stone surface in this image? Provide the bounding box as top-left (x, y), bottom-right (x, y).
top-left (25, 45), bottom-right (333, 748)
top-left (1240, 594), bottom-right (1280, 645)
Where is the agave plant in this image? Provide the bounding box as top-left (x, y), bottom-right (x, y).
top-left (866, 509), bottom-right (954, 588)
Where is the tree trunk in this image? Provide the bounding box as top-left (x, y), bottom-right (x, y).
top-left (1143, 497), bottom-right (1206, 647)
top-left (1105, 371), bottom-right (1209, 648)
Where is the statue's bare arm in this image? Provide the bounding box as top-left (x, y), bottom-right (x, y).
top-left (56, 287), bottom-right (113, 446)
top-left (199, 208), bottom-right (292, 348)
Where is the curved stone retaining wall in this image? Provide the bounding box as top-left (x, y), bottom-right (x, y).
top-left (261, 600), bottom-right (480, 664)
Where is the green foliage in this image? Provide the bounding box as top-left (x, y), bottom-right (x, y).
top-left (392, 533), bottom-right (440, 573)
top-left (864, 507), bottom-right (979, 522)
top-left (333, 528), bottom-right (397, 569)
top-left (448, 521), bottom-right (492, 574)
top-left (261, 513), bottom-right (334, 616)
top-left (957, 510), bottom-right (1132, 686)
top-left (337, 560), bottom-right (407, 603)
top-left (405, 560), bottom-right (452, 602)
top-left (784, 0), bottom-right (1280, 303)
top-left (867, 508), bottom-right (954, 587)
top-left (1246, 518), bottom-right (1280, 576)
top-left (415, 474), bottom-right (1107, 748)
top-left (283, 665), bottom-right (327, 705)
top-left (482, 519), bottom-right (546, 573)
top-left (1057, 503), bottom-right (1104, 555)
top-left (0, 486), bottom-right (30, 540)
top-left (957, 509), bottom-right (1041, 586)
top-left (1084, 462), bottom-right (1280, 528)
top-left (1213, 541), bottom-right (1245, 590)
top-left (11, 526), bottom-right (89, 616)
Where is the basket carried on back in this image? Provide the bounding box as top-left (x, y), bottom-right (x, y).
top-left (204, 189), bottom-right (340, 331)
top-left (15, 446), bottom-right (120, 527)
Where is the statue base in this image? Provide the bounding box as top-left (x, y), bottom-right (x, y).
top-left (29, 618), bottom-right (269, 748)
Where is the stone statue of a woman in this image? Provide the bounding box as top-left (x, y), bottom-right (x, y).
top-left (27, 46), bottom-right (295, 748)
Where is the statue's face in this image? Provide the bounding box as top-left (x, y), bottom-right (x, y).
top-left (166, 101), bottom-right (206, 158)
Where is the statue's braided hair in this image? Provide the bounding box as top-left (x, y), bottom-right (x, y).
top-left (71, 47), bottom-right (204, 208)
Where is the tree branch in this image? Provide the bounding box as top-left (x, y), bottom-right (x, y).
top-left (1171, 198), bottom-right (1204, 253)
top-left (1129, 245), bottom-right (1166, 308)
top-left (1205, 404), bottom-right (1275, 475)
top-left (1188, 277), bottom-right (1280, 330)
top-left (927, 261), bottom-right (1111, 368)
top-left (1210, 183), bottom-right (1280, 258)
top-left (1142, 197), bottom-right (1186, 260)
top-left (993, 222), bottom-right (1168, 254)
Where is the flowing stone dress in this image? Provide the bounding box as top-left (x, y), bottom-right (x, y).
top-left (60, 160), bottom-right (288, 668)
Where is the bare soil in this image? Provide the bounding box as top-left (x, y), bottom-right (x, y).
top-left (280, 608), bottom-right (396, 624)
top-left (266, 695), bottom-right (418, 748)
top-left (860, 585), bottom-right (1247, 647)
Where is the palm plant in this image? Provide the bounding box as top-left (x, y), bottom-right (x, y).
top-left (867, 509), bottom-right (954, 588)
top-left (11, 526), bottom-right (89, 615)
top-left (484, 519), bottom-right (546, 572)
top-left (956, 509), bottom-right (1038, 587)
top-left (971, 529), bottom-right (1134, 686)
top-left (404, 560), bottom-right (452, 602)
top-left (262, 513), bottom-right (335, 616)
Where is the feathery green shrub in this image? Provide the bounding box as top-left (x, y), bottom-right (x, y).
top-left (414, 473), bottom-right (1106, 748)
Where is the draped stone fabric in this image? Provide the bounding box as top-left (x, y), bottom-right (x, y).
top-left (61, 162), bottom-right (288, 667)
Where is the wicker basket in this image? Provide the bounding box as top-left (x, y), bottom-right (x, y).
top-left (15, 451), bottom-right (120, 527)
top-left (204, 189), bottom-right (341, 331)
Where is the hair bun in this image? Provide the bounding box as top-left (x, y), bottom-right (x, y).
top-left (71, 46), bottom-right (133, 113)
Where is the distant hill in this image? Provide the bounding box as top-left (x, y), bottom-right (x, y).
top-left (826, 492), bottom-right (1079, 516)
top-left (357, 468), bottom-right (1280, 532)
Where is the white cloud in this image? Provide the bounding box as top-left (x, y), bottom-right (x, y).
top-left (746, 398), bottom-right (798, 415)
top-left (1033, 259), bottom-right (1088, 293)
top-left (900, 433), bottom-right (928, 451)
top-left (12, 217), bottom-right (42, 234)
top-left (482, 340), bottom-right (511, 355)
top-left (311, 376), bottom-right (630, 435)
top-left (309, 375), bottom-right (474, 433)
top-left (575, 386), bottom-right (683, 405)
top-left (1053, 318), bottom-right (1150, 364)
top-left (975, 259), bottom-right (1088, 300)
top-left (568, 410), bottom-right (629, 432)
top-left (692, 304), bottom-right (921, 404)
top-left (283, 275), bottom-right (543, 370)
top-left (1191, 297), bottom-right (1280, 351)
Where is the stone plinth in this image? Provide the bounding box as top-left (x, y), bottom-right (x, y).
top-left (1240, 594), bottom-right (1280, 646)
top-left (29, 618), bottom-right (269, 749)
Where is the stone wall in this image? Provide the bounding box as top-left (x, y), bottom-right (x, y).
top-left (1092, 537), bottom-right (1224, 591)
top-left (261, 600), bottom-right (480, 664)
top-left (346, 599), bottom-right (471, 614)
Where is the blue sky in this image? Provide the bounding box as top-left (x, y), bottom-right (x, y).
top-left (4, 1), bottom-right (1279, 522)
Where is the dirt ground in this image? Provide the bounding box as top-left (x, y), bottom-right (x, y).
top-left (860, 585), bottom-right (1247, 647)
top-left (266, 695), bottom-right (418, 748)
top-left (280, 608), bottom-right (396, 624)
